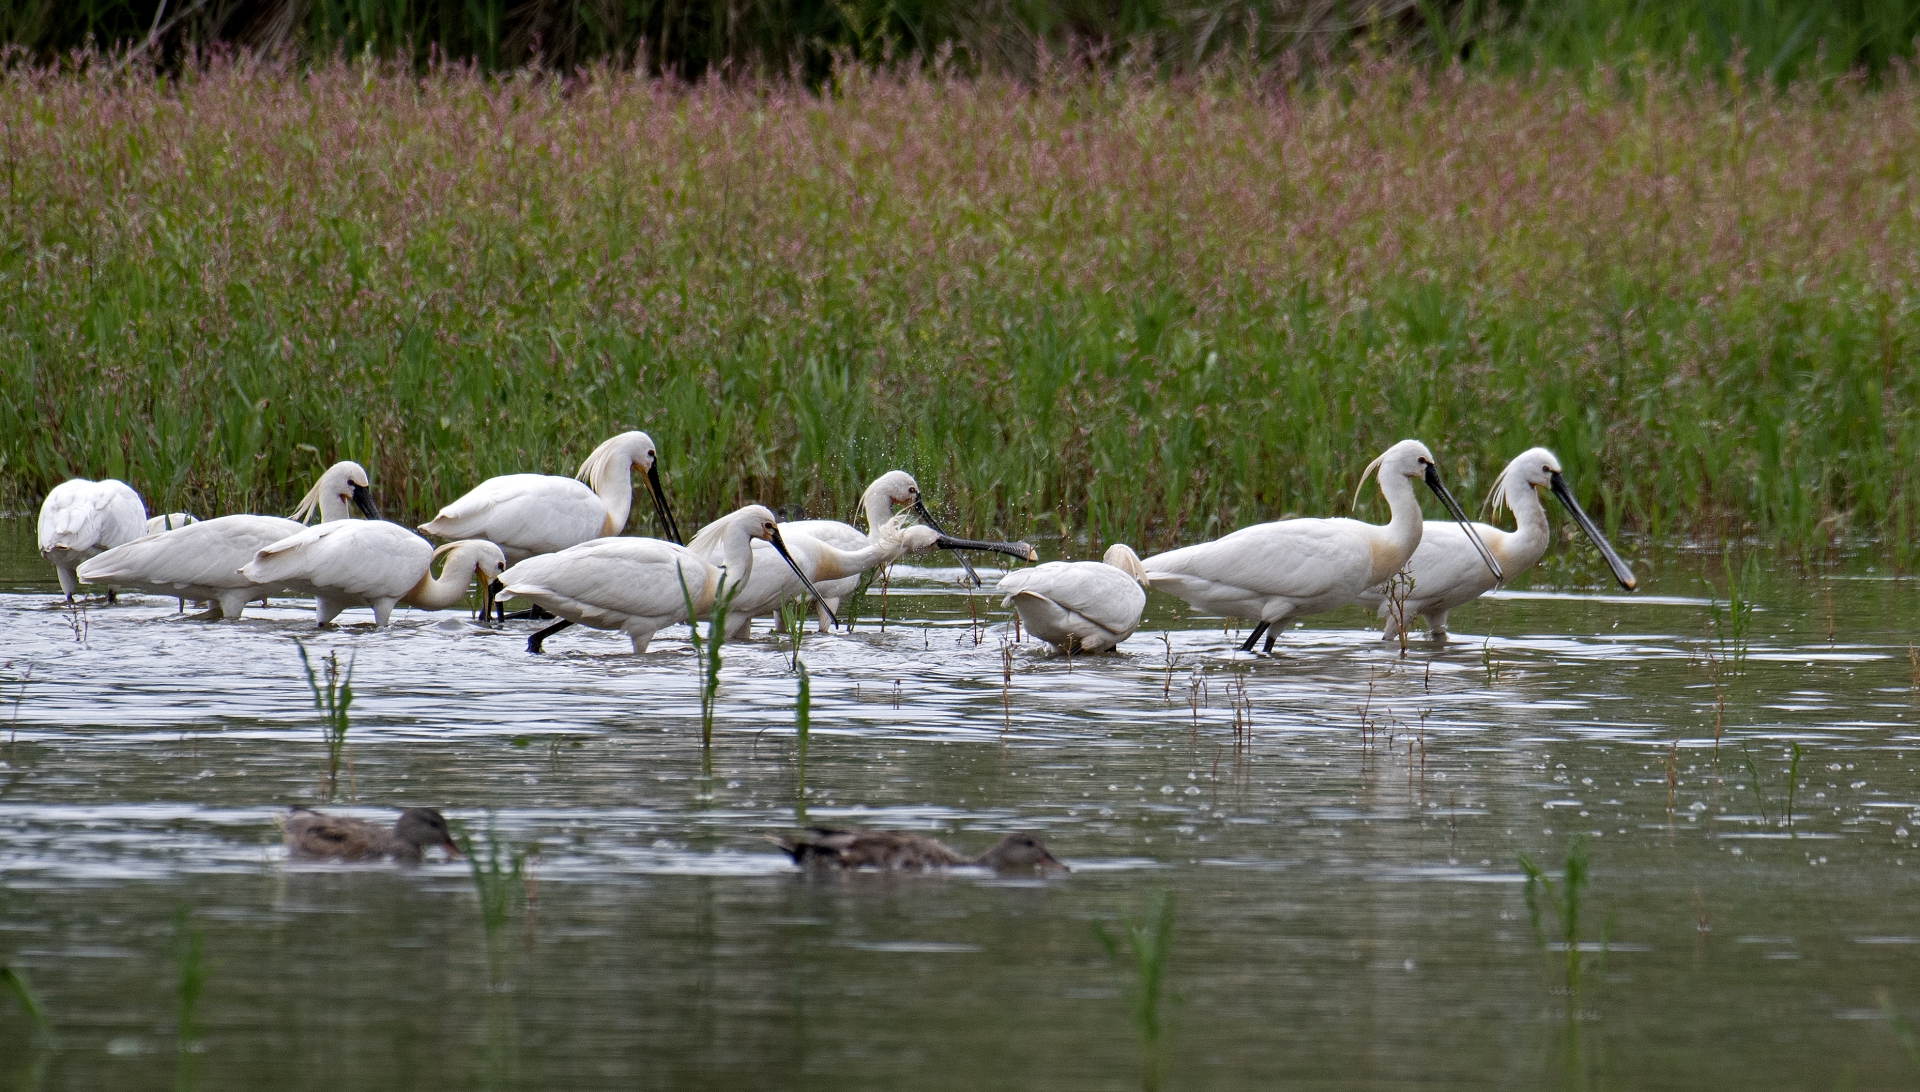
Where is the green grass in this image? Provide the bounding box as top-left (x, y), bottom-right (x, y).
top-left (3, 61), bottom-right (1919, 562)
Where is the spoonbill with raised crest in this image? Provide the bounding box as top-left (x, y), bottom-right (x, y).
top-left (1351, 446), bottom-right (1637, 640)
top-left (1141, 439), bottom-right (1502, 653)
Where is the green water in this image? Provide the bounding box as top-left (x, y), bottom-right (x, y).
top-left (1, 517), bottom-right (1917, 1091)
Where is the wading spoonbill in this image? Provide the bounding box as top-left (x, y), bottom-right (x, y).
top-left (1141, 439), bottom-right (1502, 653)
top-left (75, 462), bottom-right (376, 621)
top-left (1351, 447), bottom-right (1637, 640)
top-left (996, 544), bottom-right (1149, 654)
top-left (769, 828), bottom-right (1068, 872)
top-left (419, 430), bottom-right (682, 563)
top-left (37, 478), bottom-right (147, 601)
top-left (780, 470), bottom-right (996, 626)
top-left (497, 505), bottom-right (824, 654)
top-left (240, 524), bottom-right (506, 627)
top-left (698, 518), bottom-right (1039, 639)
top-left (284, 807), bottom-right (459, 863)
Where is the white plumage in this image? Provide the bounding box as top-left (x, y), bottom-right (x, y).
top-left (1142, 439), bottom-right (1502, 653)
top-left (499, 505), bottom-right (814, 654)
top-left (240, 522), bottom-right (506, 627)
top-left (1352, 446), bottom-right (1637, 640)
top-left (37, 478), bottom-right (148, 599)
top-left (419, 431), bottom-right (681, 562)
top-left (79, 515), bottom-right (307, 620)
top-left (690, 517), bottom-right (926, 639)
top-left (997, 544), bottom-right (1149, 654)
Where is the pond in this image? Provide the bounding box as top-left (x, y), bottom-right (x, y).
top-left (0, 516), bottom-right (1916, 1091)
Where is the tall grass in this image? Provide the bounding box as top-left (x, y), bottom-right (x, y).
top-left (11, 0), bottom-right (1918, 86)
top-left (294, 642), bottom-right (355, 802)
top-left (1094, 892), bottom-right (1177, 1092)
top-left (3, 60), bottom-right (1920, 558)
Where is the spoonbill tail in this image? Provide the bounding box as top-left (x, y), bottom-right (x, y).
top-left (37, 478), bottom-right (147, 601)
top-left (779, 470), bottom-right (992, 627)
top-left (1141, 439), bottom-right (1502, 653)
top-left (997, 544), bottom-right (1149, 653)
top-left (497, 505), bottom-right (823, 654)
top-left (1352, 447), bottom-right (1637, 640)
top-left (76, 462), bottom-right (375, 621)
top-left (240, 524), bottom-right (506, 627)
top-left (419, 431), bottom-right (681, 563)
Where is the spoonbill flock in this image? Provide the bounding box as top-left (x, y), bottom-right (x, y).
top-left (36, 433), bottom-right (1636, 655)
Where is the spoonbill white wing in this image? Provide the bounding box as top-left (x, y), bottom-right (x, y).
top-left (998, 561), bottom-right (1147, 652)
top-left (78, 515), bottom-right (306, 619)
top-left (420, 474), bottom-right (610, 562)
top-left (242, 521), bottom-right (433, 602)
top-left (38, 478), bottom-right (149, 598)
top-left (498, 538), bottom-right (713, 638)
top-left (1143, 518), bottom-right (1380, 620)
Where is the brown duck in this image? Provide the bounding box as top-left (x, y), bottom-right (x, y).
top-left (284, 807), bottom-right (460, 864)
top-left (770, 827), bottom-right (1068, 872)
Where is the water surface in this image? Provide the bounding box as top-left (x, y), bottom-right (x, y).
top-left (1, 518), bottom-right (1917, 1091)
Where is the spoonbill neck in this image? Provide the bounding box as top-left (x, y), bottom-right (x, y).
top-left (1369, 469), bottom-right (1426, 586)
top-left (586, 457), bottom-right (635, 537)
top-left (861, 485), bottom-right (896, 536)
top-left (1499, 477), bottom-right (1551, 568)
top-left (403, 546), bottom-right (485, 610)
top-left (810, 534), bottom-right (904, 582)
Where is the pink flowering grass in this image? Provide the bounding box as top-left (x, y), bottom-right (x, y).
top-left (2, 58), bottom-right (1917, 560)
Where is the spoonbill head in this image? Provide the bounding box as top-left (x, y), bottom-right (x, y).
top-left (1142, 439), bottom-right (1501, 653)
top-left (997, 543), bottom-right (1149, 654)
top-left (1354, 446), bottom-right (1636, 640)
top-left (498, 504), bottom-right (823, 654)
top-left (37, 478), bottom-right (148, 600)
top-left (292, 462), bottom-right (378, 524)
top-left (576, 430), bottom-right (682, 544)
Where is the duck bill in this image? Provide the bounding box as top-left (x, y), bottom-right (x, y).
top-left (933, 532), bottom-right (1039, 563)
top-left (913, 497), bottom-right (981, 588)
top-left (441, 838), bottom-right (462, 861)
top-left (647, 460), bottom-right (684, 546)
top-left (768, 528), bottom-right (837, 628)
top-left (351, 483), bottom-right (381, 521)
top-left (1549, 471), bottom-right (1638, 591)
top-left (1039, 853), bottom-right (1070, 874)
top-left (1423, 463), bottom-right (1503, 584)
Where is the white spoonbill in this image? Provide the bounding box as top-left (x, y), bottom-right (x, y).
top-left (145, 512), bottom-right (198, 534)
top-left (240, 524), bottom-right (506, 627)
top-left (997, 544), bottom-right (1149, 654)
top-left (74, 462), bottom-right (376, 621)
top-left (780, 470), bottom-right (995, 627)
top-left (498, 505), bottom-right (826, 655)
top-left (418, 430), bottom-right (682, 563)
top-left (696, 518), bottom-right (1039, 639)
top-left (1351, 447), bottom-right (1637, 641)
top-left (1141, 439), bottom-right (1502, 653)
top-left (37, 478), bottom-right (147, 601)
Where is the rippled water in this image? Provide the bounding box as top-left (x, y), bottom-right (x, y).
top-left (2, 515), bottom-right (1919, 1091)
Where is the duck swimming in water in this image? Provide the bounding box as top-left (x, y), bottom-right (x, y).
top-left (283, 807), bottom-right (460, 864)
top-left (769, 828), bottom-right (1068, 872)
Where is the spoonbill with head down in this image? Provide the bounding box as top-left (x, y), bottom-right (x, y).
top-left (1141, 439), bottom-right (1503, 653)
top-left (418, 430), bottom-right (682, 563)
top-left (37, 478), bottom-right (147, 601)
top-left (1351, 446), bottom-right (1637, 641)
top-left (240, 523), bottom-right (507, 627)
top-left (997, 544), bottom-right (1149, 654)
top-left (692, 518), bottom-right (1038, 639)
top-left (497, 505), bottom-right (826, 654)
top-left (778, 470), bottom-right (996, 628)
top-left (77, 462), bottom-right (376, 621)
